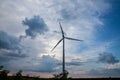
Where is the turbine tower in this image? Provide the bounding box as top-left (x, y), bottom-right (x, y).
top-left (51, 22), bottom-right (83, 79)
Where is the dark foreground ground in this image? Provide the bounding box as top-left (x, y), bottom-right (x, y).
top-left (69, 78), bottom-right (120, 80)
top-left (1, 76), bottom-right (119, 80)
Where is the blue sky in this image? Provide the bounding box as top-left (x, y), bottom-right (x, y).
top-left (97, 0), bottom-right (120, 58)
top-left (98, 0), bottom-right (120, 41)
top-left (0, 0), bottom-right (120, 78)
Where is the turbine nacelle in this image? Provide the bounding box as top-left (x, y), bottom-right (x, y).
top-left (51, 22), bottom-right (83, 52)
top-left (51, 37), bottom-right (83, 52)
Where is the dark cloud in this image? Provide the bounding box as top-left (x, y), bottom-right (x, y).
top-left (88, 68), bottom-right (120, 77)
top-left (0, 50), bottom-right (27, 68)
top-left (3, 51), bottom-right (27, 58)
top-left (0, 31), bottom-right (20, 50)
top-left (0, 55), bottom-right (10, 62)
top-left (22, 15), bottom-right (48, 39)
top-left (0, 31), bottom-right (27, 64)
top-left (60, 9), bottom-right (77, 20)
top-left (66, 61), bottom-right (82, 66)
top-left (98, 52), bottom-right (119, 64)
top-left (57, 58), bottom-right (82, 66)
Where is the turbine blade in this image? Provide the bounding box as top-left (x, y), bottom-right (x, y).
top-left (59, 22), bottom-right (64, 35)
top-left (65, 37), bottom-right (83, 41)
top-left (51, 38), bottom-right (63, 52)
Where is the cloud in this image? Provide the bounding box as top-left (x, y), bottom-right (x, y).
top-left (38, 55), bottom-right (59, 72)
top-left (25, 55), bottom-right (82, 73)
top-left (27, 55), bottom-right (60, 72)
top-left (98, 52), bottom-right (119, 64)
top-left (60, 8), bottom-right (77, 20)
top-left (3, 51), bottom-right (27, 58)
top-left (58, 58), bottom-right (82, 66)
top-left (0, 31), bottom-right (27, 64)
top-left (88, 68), bottom-right (120, 77)
top-left (0, 50), bottom-right (27, 65)
top-left (59, 0), bottom-right (110, 21)
top-left (0, 49), bottom-right (27, 58)
top-left (22, 15), bottom-right (48, 39)
top-left (0, 31), bottom-right (20, 50)
top-left (66, 61), bottom-right (82, 66)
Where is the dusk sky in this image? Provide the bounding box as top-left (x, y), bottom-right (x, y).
top-left (0, 0), bottom-right (120, 78)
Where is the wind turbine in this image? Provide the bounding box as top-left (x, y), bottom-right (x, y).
top-left (51, 22), bottom-right (83, 79)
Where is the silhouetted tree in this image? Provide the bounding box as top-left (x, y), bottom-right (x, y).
top-left (53, 70), bottom-right (69, 80)
top-left (53, 74), bottom-right (60, 79)
top-left (62, 70), bottom-right (69, 80)
top-left (14, 70), bottom-right (23, 80)
top-left (0, 66), bottom-right (9, 80)
top-left (0, 66), bottom-right (3, 70)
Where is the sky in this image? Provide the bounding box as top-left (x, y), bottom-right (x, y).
top-left (0, 0), bottom-right (120, 78)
